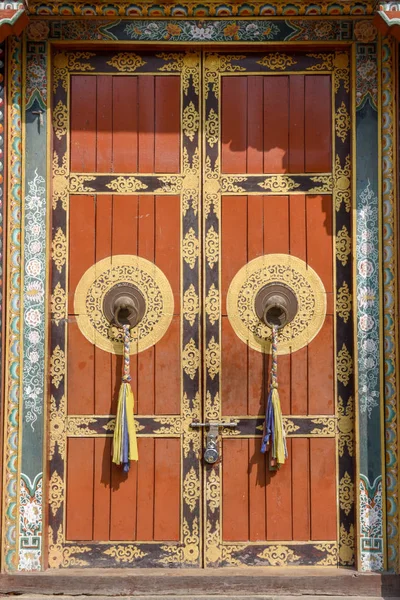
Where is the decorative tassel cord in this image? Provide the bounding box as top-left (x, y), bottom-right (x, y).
top-left (113, 324), bottom-right (138, 471)
top-left (261, 324), bottom-right (287, 470)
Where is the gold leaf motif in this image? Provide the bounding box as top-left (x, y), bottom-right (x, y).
top-left (337, 282), bottom-right (352, 323)
top-left (182, 228), bottom-right (199, 269)
top-left (338, 396), bottom-right (354, 457)
top-left (258, 174), bottom-right (300, 193)
top-left (106, 52), bottom-right (146, 72)
top-left (49, 470), bottom-right (63, 517)
top-left (310, 417), bottom-right (336, 436)
top-left (106, 176), bottom-right (148, 193)
top-left (257, 52), bottom-right (297, 70)
top-left (336, 225), bottom-right (351, 266)
top-left (51, 281), bottom-right (66, 326)
top-left (52, 152), bottom-right (68, 211)
top-left (206, 337), bottom-right (220, 380)
top-left (183, 467), bottom-right (200, 512)
top-left (335, 101), bottom-right (351, 143)
top-left (160, 517), bottom-right (200, 565)
top-left (339, 524), bottom-right (354, 566)
top-left (308, 174), bottom-right (334, 194)
top-left (52, 227), bottom-right (67, 274)
top-left (220, 175), bottom-right (248, 193)
top-left (183, 101), bottom-right (199, 142)
top-left (315, 543), bottom-right (338, 566)
top-left (206, 226), bottom-right (219, 269)
top-left (339, 472), bottom-right (354, 516)
top-left (153, 417), bottom-right (181, 435)
top-left (204, 53), bottom-right (245, 99)
top-left (222, 545), bottom-right (245, 566)
top-left (183, 284), bottom-right (199, 327)
top-left (49, 395), bottom-right (66, 460)
top-left (48, 524), bottom-right (90, 569)
top-left (104, 545), bottom-right (147, 562)
top-left (335, 155), bottom-right (351, 212)
top-left (337, 344), bottom-right (353, 387)
top-left (206, 108), bottom-right (219, 148)
top-left (206, 468), bottom-right (220, 513)
top-left (333, 52), bottom-right (350, 93)
top-left (283, 418), bottom-right (300, 434)
top-left (306, 52), bottom-right (334, 71)
top-left (182, 392), bottom-right (201, 458)
top-left (101, 418), bottom-right (145, 434)
top-left (205, 284), bottom-right (219, 326)
top-left (50, 345), bottom-right (65, 389)
top-left (205, 390), bottom-right (219, 421)
top-left (182, 339), bottom-right (200, 380)
top-left (69, 174), bottom-right (96, 193)
top-left (52, 100), bottom-right (68, 140)
top-left (204, 155), bottom-right (220, 217)
top-left (66, 416), bottom-right (97, 436)
top-left (206, 519), bottom-right (221, 565)
top-left (257, 545), bottom-right (300, 566)
top-left (53, 51), bottom-right (95, 92)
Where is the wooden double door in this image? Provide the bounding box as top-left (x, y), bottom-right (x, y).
top-left (48, 48), bottom-right (354, 568)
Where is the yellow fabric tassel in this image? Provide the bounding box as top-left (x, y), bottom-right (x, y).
top-left (271, 387), bottom-right (286, 467)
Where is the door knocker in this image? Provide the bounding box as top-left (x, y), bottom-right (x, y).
top-left (104, 283), bottom-right (147, 472)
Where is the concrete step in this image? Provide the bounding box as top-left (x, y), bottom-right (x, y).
top-left (7, 596), bottom-right (390, 600)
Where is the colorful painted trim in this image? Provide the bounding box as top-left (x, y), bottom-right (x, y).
top-left (355, 41), bottom-right (384, 571)
top-left (2, 34), bottom-right (22, 572)
top-left (381, 36), bottom-right (399, 573)
top-left (0, 41), bottom-right (5, 472)
top-left (27, 0), bottom-right (376, 17)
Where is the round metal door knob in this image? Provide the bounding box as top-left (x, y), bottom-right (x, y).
top-left (103, 283), bottom-right (146, 329)
top-left (254, 282), bottom-right (298, 329)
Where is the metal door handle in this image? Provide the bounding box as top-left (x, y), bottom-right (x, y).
top-left (190, 420), bottom-right (238, 464)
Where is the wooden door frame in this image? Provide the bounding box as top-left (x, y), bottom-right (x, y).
top-left (2, 9), bottom-right (397, 573)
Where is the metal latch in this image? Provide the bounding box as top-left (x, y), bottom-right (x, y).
top-left (190, 420), bottom-right (238, 464)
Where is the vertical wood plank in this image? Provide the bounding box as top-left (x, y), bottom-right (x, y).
top-left (288, 75), bottom-right (305, 173)
top-left (291, 438), bottom-right (310, 540)
top-left (70, 75), bottom-right (96, 173)
top-left (263, 76), bottom-right (289, 174)
top-left (221, 316), bottom-right (248, 416)
top-left (110, 460), bottom-right (138, 541)
top-left (307, 194), bottom-right (333, 313)
top-left (155, 195), bottom-right (180, 310)
top-left (154, 439), bottom-right (180, 540)
top-left (305, 75), bottom-right (332, 173)
top-left (112, 76), bottom-right (138, 172)
top-left (249, 438), bottom-right (267, 541)
top-left (154, 76), bottom-right (180, 173)
top-left (308, 317), bottom-right (334, 415)
top-left (93, 437), bottom-right (111, 541)
top-left (221, 76), bottom-right (247, 173)
top-left (155, 315), bottom-right (180, 415)
top-left (96, 76), bottom-right (112, 173)
top-left (221, 195), bottom-right (247, 314)
top-left (67, 319), bottom-right (94, 415)
top-left (266, 439), bottom-right (292, 540)
top-left (136, 438), bottom-right (155, 540)
top-left (310, 438), bottom-right (337, 540)
top-left (247, 76), bottom-right (263, 173)
top-left (66, 438), bottom-right (94, 540)
top-left (222, 439), bottom-right (249, 541)
top-left (68, 195), bottom-right (95, 311)
top-left (138, 76), bottom-right (155, 173)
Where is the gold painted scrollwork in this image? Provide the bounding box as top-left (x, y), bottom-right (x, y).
top-left (49, 395), bottom-right (66, 460)
top-left (204, 53), bottom-right (245, 99)
top-left (205, 391), bottom-right (219, 421)
top-left (69, 174), bottom-right (96, 193)
top-left (337, 344), bottom-right (353, 387)
top-left (205, 283), bottom-right (219, 326)
top-left (205, 108), bottom-right (219, 148)
top-left (183, 467), bottom-right (200, 512)
top-left (206, 337), bottom-right (220, 380)
top-left (310, 417), bottom-right (336, 435)
top-left (335, 155), bottom-right (351, 212)
top-left (50, 346), bottom-right (65, 389)
top-left (339, 472), bottom-right (354, 516)
top-left (182, 392), bottom-right (201, 458)
top-left (106, 52), bottom-right (146, 72)
top-left (53, 51), bottom-right (95, 92)
top-left (206, 468), bottom-right (220, 513)
top-left (257, 53), bottom-right (297, 70)
top-left (183, 284), bottom-right (199, 327)
top-left (309, 175), bottom-right (334, 194)
top-left (52, 228), bottom-right (67, 273)
top-left (258, 174), bottom-right (300, 193)
top-left (157, 52), bottom-right (200, 96)
top-left (205, 226), bottom-right (219, 269)
top-left (182, 339), bottom-right (200, 380)
top-left (257, 545), bottom-right (300, 566)
top-left (337, 282), bottom-right (352, 323)
top-left (183, 227), bottom-right (199, 269)
top-left (51, 281), bottom-right (66, 326)
top-left (335, 101), bottom-right (351, 143)
top-left (315, 543), bottom-right (338, 566)
top-left (336, 225), bottom-right (351, 266)
top-left (104, 545), bottom-right (147, 562)
top-left (338, 396), bottom-right (354, 457)
top-left (183, 101), bottom-right (199, 142)
top-left (283, 418), bottom-right (300, 434)
top-left (48, 525), bottom-right (90, 569)
top-left (53, 100), bottom-right (68, 140)
top-left (339, 524), bottom-right (354, 565)
top-left (106, 176), bottom-right (148, 193)
top-left (49, 470), bottom-right (64, 516)
top-left (220, 175), bottom-right (247, 193)
top-left (160, 517), bottom-right (200, 565)
top-left (66, 416), bottom-right (97, 436)
top-left (52, 152), bottom-right (68, 211)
